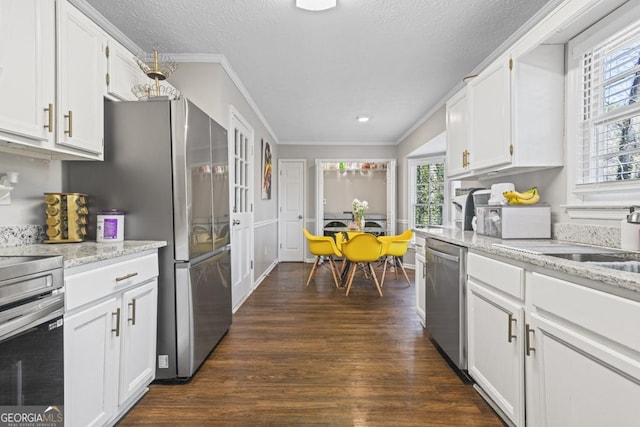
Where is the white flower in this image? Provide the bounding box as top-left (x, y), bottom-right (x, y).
top-left (352, 198), bottom-right (368, 216)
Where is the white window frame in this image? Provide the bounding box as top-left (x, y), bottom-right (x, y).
top-left (408, 155), bottom-right (450, 230)
top-left (565, 1), bottom-right (640, 219)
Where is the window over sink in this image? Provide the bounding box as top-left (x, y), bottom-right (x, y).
top-left (566, 1), bottom-right (640, 215)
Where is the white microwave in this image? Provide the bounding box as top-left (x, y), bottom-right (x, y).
top-left (475, 205), bottom-right (551, 239)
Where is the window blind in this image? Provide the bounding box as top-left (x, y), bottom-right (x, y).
top-left (578, 22), bottom-right (640, 185)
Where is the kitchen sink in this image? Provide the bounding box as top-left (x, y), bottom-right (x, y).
top-left (493, 241), bottom-right (640, 272)
top-left (546, 253), bottom-right (630, 262)
top-left (547, 253), bottom-right (640, 272)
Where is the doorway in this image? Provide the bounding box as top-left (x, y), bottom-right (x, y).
top-left (278, 159), bottom-right (306, 262)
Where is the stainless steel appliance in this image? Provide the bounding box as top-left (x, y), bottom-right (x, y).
top-left (0, 255), bottom-right (64, 407)
top-left (425, 237), bottom-right (467, 371)
top-left (66, 98), bottom-right (231, 381)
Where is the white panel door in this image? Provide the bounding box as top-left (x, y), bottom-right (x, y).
top-left (229, 108), bottom-right (254, 310)
top-left (279, 159), bottom-right (305, 262)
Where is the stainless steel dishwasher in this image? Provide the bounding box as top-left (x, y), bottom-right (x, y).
top-left (425, 237), bottom-right (467, 371)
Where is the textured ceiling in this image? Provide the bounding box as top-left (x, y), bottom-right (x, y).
top-left (83, 0), bottom-right (553, 144)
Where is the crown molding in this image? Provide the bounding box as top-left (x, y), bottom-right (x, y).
top-left (277, 140), bottom-right (395, 146)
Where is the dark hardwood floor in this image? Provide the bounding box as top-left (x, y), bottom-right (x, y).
top-left (118, 262), bottom-right (504, 426)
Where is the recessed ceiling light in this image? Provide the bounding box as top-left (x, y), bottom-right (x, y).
top-left (356, 116), bottom-right (370, 123)
top-left (296, 0), bottom-right (337, 11)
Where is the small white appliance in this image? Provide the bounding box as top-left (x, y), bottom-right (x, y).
top-left (475, 205), bottom-right (551, 239)
top-left (488, 183), bottom-right (515, 205)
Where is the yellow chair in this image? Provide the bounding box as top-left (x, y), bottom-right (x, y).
top-left (303, 228), bottom-right (342, 288)
top-left (378, 229), bottom-right (413, 287)
top-left (340, 233), bottom-right (384, 296)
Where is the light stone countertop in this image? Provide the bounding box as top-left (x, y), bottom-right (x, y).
top-left (414, 227), bottom-right (640, 296)
top-left (0, 240), bottom-right (167, 268)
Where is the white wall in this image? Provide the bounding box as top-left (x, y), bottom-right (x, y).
top-left (0, 153), bottom-right (63, 225)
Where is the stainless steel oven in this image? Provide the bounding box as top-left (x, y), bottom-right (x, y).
top-left (0, 256), bottom-right (64, 409)
top-left (425, 237), bottom-right (467, 372)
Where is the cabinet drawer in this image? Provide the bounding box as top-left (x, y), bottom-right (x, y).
top-left (468, 252), bottom-right (524, 299)
top-left (414, 235), bottom-right (426, 255)
top-left (66, 253), bottom-right (158, 311)
top-left (531, 273), bottom-right (640, 354)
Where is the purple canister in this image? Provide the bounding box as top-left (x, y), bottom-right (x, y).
top-left (96, 210), bottom-right (125, 242)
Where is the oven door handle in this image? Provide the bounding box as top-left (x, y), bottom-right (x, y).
top-left (0, 294), bottom-right (64, 342)
top-left (426, 247), bottom-right (459, 263)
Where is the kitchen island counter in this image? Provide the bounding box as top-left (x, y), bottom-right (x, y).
top-left (415, 227), bottom-right (640, 298)
top-left (0, 240), bottom-right (167, 268)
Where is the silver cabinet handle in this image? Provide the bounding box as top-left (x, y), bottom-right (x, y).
top-left (115, 272), bottom-right (138, 282)
top-left (128, 298), bottom-right (137, 326)
top-left (112, 308), bottom-right (121, 337)
top-left (525, 324), bottom-right (535, 356)
top-left (508, 313), bottom-right (517, 343)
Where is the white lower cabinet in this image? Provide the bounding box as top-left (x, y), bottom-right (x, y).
top-left (468, 252), bottom-right (640, 427)
top-left (64, 252), bottom-right (159, 427)
top-left (525, 272), bottom-right (640, 427)
top-left (467, 252), bottom-right (525, 426)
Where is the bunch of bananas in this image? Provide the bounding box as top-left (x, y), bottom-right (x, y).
top-left (502, 187), bottom-right (540, 205)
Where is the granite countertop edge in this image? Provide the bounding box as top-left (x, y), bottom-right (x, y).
top-left (0, 241), bottom-right (167, 268)
top-left (414, 227), bottom-right (640, 295)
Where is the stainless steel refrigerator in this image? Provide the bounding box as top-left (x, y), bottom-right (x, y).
top-left (66, 98), bottom-right (232, 381)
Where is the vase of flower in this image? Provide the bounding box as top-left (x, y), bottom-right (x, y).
top-left (352, 198), bottom-right (368, 232)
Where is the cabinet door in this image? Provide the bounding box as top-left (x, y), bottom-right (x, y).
top-left (415, 255), bottom-right (425, 323)
top-left (526, 313), bottom-right (640, 427)
top-left (64, 297), bottom-right (120, 427)
top-left (107, 38), bottom-right (143, 101)
top-left (445, 89), bottom-right (470, 177)
top-left (0, 0), bottom-right (55, 148)
top-left (119, 279), bottom-right (158, 405)
top-left (56, 0), bottom-right (105, 157)
top-left (467, 279), bottom-right (525, 426)
top-left (468, 58), bottom-right (512, 171)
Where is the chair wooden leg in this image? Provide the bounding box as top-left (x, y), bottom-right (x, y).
top-left (397, 258), bottom-right (411, 286)
top-left (305, 257), bottom-right (320, 287)
top-left (345, 263), bottom-right (357, 296)
top-left (328, 257), bottom-right (340, 288)
top-left (393, 257), bottom-right (399, 279)
top-left (369, 263), bottom-right (383, 297)
top-left (381, 257), bottom-right (388, 287)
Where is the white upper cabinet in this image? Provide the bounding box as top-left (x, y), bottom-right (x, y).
top-left (106, 38), bottom-right (145, 101)
top-left (56, 0), bottom-right (107, 158)
top-left (445, 88), bottom-right (471, 178)
top-left (466, 44), bottom-right (564, 178)
top-left (0, 0), bottom-right (56, 151)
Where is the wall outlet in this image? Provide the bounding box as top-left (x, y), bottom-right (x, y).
top-left (158, 355), bottom-right (169, 369)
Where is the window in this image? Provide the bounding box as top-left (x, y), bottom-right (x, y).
top-left (566, 2), bottom-right (640, 212)
top-left (409, 157), bottom-right (447, 228)
top-left (578, 22), bottom-right (640, 185)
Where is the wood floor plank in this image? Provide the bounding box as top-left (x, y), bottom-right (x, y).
top-left (118, 262), bottom-right (504, 426)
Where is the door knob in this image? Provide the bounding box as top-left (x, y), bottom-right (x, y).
top-left (298, 215), bottom-right (303, 219)
top-left (233, 220), bottom-right (240, 225)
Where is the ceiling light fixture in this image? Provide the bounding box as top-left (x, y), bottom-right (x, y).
top-left (356, 116), bottom-right (370, 123)
top-left (296, 0), bottom-right (337, 11)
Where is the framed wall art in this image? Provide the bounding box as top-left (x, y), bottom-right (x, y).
top-left (261, 139), bottom-right (272, 200)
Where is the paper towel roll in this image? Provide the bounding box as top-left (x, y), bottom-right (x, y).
top-left (620, 220), bottom-right (640, 251)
